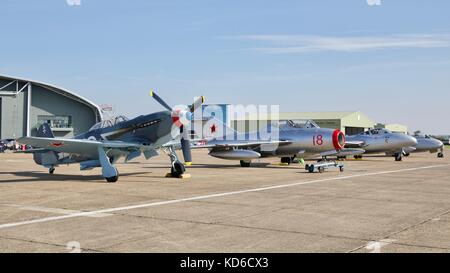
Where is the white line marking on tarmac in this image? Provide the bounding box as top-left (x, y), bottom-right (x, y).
top-left (0, 164), bottom-right (449, 230)
top-left (3, 205), bottom-right (112, 218)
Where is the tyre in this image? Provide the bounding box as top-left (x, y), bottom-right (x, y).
top-left (438, 152), bottom-right (444, 158)
top-left (171, 161), bottom-right (186, 177)
top-left (318, 167), bottom-right (325, 173)
top-left (106, 168), bottom-right (119, 183)
top-left (240, 160), bottom-right (252, 168)
top-left (281, 157), bottom-right (292, 165)
top-left (49, 168), bottom-right (55, 174)
top-left (308, 165), bottom-right (315, 173)
top-left (395, 154), bottom-right (403, 161)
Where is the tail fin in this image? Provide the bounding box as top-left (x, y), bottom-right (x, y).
top-left (37, 123), bottom-right (54, 138)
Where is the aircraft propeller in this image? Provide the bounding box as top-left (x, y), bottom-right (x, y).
top-left (150, 90), bottom-right (205, 166)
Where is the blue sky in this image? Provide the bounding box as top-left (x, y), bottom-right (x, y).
top-left (1, 0), bottom-right (450, 134)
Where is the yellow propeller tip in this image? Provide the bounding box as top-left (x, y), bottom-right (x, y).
top-left (150, 90), bottom-right (154, 97)
top-left (201, 96), bottom-right (205, 103)
top-left (184, 162), bottom-right (193, 166)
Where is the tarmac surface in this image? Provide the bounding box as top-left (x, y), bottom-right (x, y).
top-left (0, 149), bottom-right (450, 253)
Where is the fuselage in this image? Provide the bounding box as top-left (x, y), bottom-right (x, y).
top-left (347, 130), bottom-right (417, 154)
top-left (207, 124), bottom-right (345, 160)
top-left (405, 135), bottom-right (443, 154)
top-left (49, 111), bottom-right (174, 164)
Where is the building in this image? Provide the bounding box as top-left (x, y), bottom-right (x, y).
top-left (231, 110), bottom-right (375, 136)
top-left (375, 123), bottom-right (409, 134)
top-left (0, 75), bottom-right (102, 139)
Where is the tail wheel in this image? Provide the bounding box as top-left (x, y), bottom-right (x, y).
top-left (49, 167), bottom-right (55, 174)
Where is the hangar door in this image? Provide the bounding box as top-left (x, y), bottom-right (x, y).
top-left (345, 127), bottom-right (365, 136)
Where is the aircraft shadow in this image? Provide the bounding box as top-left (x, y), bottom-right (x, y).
top-left (0, 171), bottom-right (150, 184)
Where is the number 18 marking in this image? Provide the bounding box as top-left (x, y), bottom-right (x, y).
top-left (313, 135), bottom-right (324, 146)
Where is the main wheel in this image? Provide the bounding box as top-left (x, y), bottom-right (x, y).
top-left (171, 161), bottom-right (186, 177)
top-left (339, 166), bottom-right (344, 172)
top-left (240, 160), bottom-right (252, 168)
top-left (318, 167), bottom-right (325, 173)
top-left (438, 152), bottom-right (444, 158)
top-left (105, 168), bottom-right (119, 183)
top-left (395, 154), bottom-right (403, 162)
top-left (308, 165), bottom-right (315, 173)
top-left (49, 167), bottom-right (55, 174)
top-left (281, 157), bottom-right (292, 165)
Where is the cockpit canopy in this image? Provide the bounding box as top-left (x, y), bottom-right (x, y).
top-left (273, 120), bottom-right (320, 129)
top-left (362, 128), bottom-right (392, 135)
top-left (89, 115), bottom-right (129, 131)
top-left (414, 133), bottom-right (431, 139)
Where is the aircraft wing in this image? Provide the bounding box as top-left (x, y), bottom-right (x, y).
top-left (18, 137), bottom-right (151, 157)
top-left (190, 139), bottom-right (292, 149)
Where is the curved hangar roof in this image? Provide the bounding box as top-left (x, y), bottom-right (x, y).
top-left (0, 75), bottom-right (103, 122)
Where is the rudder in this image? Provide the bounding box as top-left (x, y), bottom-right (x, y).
top-left (37, 123), bottom-right (55, 138)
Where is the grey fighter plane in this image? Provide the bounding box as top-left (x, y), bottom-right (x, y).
top-left (345, 128), bottom-right (418, 161)
top-left (193, 119), bottom-right (363, 168)
top-left (17, 92), bottom-right (204, 182)
top-left (403, 134), bottom-right (444, 158)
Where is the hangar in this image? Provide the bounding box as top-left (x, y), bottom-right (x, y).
top-left (375, 123), bottom-right (409, 134)
top-left (0, 75), bottom-right (102, 139)
top-left (229, 110), bottom-right (376, 136)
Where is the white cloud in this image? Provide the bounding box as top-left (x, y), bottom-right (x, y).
top-left (236, 34), bottom-right (450, 54)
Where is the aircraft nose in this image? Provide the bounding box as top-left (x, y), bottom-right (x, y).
top-left (403, 135), bottom-right (418, 147)
top-left (435, 139), bottom-right (444, 149)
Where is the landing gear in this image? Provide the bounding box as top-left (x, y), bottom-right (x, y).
top-left (240, 160), bottom-right (252, 168)
top-left (49, 167), bottom-right (55, 174)
top-left (171, 161), bottom-right (186, 177)
top-left (438, 152), bottom-right (444, 158)
top-left (395, 153), bottom-right (403, 162)
top-left (105, 168), bottom-right (119, 183)
top-left (354, 155), bottom-right (363, 160)
top-left (98, 147), bottom-right (120, 183)
top-left (281, 157), bottom-right (294, 165)
top-left (168, 146), bottom-right (187, 177)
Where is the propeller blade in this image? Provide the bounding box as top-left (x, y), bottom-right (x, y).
top-left (190, 96), bottom-right (205, 113)
top-left (180, 125), bottom-right (193, 165)
top-left (150, 90), bottom-right (172, 111)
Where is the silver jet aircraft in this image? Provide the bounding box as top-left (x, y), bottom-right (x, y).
top-left (193, 119), bottom-right (363, 169)
top-left (345, 128), bottom-right (418, 161)
top-left (403, 133), bottom-right (444, 158)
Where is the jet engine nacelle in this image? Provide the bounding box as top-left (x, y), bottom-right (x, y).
top-left (209, 150), bottom-right (261, 160)
top-left (284, 129), bottom-right (346, 152)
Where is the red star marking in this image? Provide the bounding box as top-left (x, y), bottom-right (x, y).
top-left (210, 124), bottom-right (217, 134)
